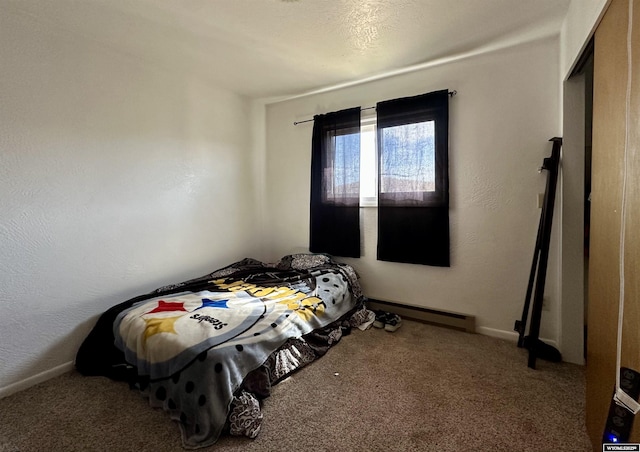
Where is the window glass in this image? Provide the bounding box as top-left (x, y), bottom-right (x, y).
top-left (380, 120), bottom-right (435, 194)
top-left (323, 132), bottom-right (360, 200)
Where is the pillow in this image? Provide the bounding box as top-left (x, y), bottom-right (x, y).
top-left (276, 253), bottom-right (332, 271)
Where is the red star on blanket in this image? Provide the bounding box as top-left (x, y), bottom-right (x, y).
top-left (147, 300), bottom-right (187, 314)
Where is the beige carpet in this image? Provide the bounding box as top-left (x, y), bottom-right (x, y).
top-left (0, 320), bottom-right (592, 452)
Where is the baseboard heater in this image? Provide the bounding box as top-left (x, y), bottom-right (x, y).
top-left (366, 298), bottom-right (476, 333)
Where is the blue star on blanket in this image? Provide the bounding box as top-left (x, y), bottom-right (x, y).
top-left (196, 298), bottom-right (229, 310)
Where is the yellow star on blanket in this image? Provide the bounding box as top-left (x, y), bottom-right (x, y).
top-left (143, 316), bottom-right (181, 344)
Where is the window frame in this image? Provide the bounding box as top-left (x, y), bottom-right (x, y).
top-left (358, 109), bottom-right (446, 208)
top-left (359, 116), bottom-right (378, 208)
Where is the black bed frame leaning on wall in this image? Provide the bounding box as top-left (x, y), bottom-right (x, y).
top-left (514, 137), bottom-right (563, 369)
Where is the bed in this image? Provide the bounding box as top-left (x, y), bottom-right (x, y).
top-left (75, 253), bottom-right (370, 449)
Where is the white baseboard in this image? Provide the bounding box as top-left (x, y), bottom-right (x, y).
top-left (477, 326), bottom-right (558, 348)
top-left (477, 326), bottom-right (520, 341)
top-left (0, 361), bottom-right (74, 399)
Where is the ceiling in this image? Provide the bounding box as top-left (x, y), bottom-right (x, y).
top-left (4, 0), bottom-right (572, 100)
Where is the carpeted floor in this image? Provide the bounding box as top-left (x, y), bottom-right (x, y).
top-left (0, 320), bottom-right (592, 452)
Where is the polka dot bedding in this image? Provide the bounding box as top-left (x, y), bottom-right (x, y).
top-left (76, 254), bottom-right (364, 449)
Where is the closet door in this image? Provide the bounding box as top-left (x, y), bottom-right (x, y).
top-left (587, 0), bottom-right (640, 448)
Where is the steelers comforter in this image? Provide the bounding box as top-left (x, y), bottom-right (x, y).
top-left (76, 254), bottom-right (362, 449)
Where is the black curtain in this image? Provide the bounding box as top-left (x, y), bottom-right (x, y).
top-left (376, 90), bottom-right (450, 266)
top-left (309, 107), bottom-right (361, 257)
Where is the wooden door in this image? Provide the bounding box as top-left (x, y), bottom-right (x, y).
top-left (587, 0), bottom-right (640, 448)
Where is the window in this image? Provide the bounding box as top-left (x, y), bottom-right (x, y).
top-left (359, 115), bottom-right (443, 208)
top-left (323, 130), bottom-right (360, 201)
top-left (380, 120), bottom-right (436, 197)
top-left (309, 90), bottom-right (450, 266)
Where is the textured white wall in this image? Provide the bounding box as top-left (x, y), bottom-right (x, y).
top-left (0, 10), bottom-right (262, 391)
top-left (560, 0), bottom-right (609, 79)
top-left (264, 37), bottom-right (563, 345)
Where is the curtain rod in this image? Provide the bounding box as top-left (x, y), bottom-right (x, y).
top-left (293, 90), bottom-right (457, 125)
